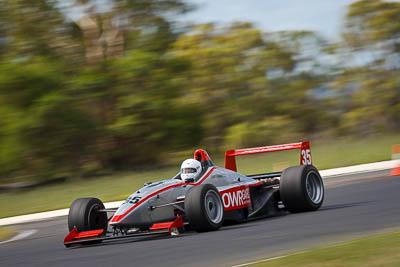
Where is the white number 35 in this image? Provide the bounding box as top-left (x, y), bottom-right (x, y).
top-left (302, 149), bottom-right (312, 165)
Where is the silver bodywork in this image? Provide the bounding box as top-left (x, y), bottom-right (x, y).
top-left (109, 166), bottom-right (261, 229)
top-left (64, 142), bottom-right (325, 248)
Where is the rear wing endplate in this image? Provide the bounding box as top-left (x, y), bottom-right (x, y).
top-left (225, 141), bottom-right (311, 172)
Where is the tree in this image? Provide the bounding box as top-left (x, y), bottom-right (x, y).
top-left (1, 0), bottom-right (74, 59)
top-left (343, 0), bottom-right (400, 68)
top-left (0, 0), bottom-right (195, 182)
top-left (0, 57), bottom-right (98, 180)
top-left (67, 0), bottom-right (191, 64)
top-left (333, 0), bottom-right (400, 135)
top-left (172, 23), bottom-right (329, 149)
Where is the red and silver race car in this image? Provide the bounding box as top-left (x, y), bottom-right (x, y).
top-left (64, 141), bottom-right (324, 247)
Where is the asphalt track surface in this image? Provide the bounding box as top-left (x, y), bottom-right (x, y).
top-left (1, 171), bottom-right (400, 267)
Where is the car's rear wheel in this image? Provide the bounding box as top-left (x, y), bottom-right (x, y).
top-left (184, 184), bottom-right (224, 232)
top-left (68, 198), bottom-right (108, 233)
top-left (280, 165), bottom-right (324, 213)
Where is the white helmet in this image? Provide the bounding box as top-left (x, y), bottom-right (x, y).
top-left (181, 159), bottom-right (202, 182)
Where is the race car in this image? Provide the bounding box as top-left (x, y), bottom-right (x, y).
top-left (64, 141), bottom-right (324, 247)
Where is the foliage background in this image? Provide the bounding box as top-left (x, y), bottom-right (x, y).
top-left (0, 0), bottom-right (398, 183)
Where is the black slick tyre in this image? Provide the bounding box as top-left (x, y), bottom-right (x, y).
top-left (68, 197), bottom-right (108, 232)
top-left (280, 165), bottom-right (324, 213)
top-left (184, 184), bottom-right (224, 232)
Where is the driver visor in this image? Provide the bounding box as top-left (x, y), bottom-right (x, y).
top-left (181, 168), bottom-right (197, 174)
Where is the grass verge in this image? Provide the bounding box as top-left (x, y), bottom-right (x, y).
top-left (248, 231), bottom-right (400, 267)
top-left (0, 134), bottom-right (398, 219)
top-left (0, 227), bottom-right (17, 242)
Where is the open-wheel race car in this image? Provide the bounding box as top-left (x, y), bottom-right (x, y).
top-left (64, 141), bottom-right (324, 247)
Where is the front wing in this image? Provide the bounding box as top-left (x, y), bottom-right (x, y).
top-left (64, 216), bottom-right (184, 247)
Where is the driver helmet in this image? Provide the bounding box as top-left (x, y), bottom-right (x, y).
top-left (181, 159), bottom-right (202, 182)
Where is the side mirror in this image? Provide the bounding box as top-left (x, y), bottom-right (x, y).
top-left (144, 182), bottom-right (152, 186)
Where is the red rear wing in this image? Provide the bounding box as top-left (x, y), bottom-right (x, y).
top-left (225, 141), bottom-right (312, 172)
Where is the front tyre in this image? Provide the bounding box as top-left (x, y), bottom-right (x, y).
top-left (185, 184), bottom-right (224, 232)
top-left (280, 165), bottom-right (324, 213)
top-left (68, 198), bottom-right (108, 232)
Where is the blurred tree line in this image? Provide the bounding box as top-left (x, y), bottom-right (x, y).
top-left (0, 0), bottom-right (398, 182)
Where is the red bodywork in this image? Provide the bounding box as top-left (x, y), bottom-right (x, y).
top-left (64, 228), bottom-right (104, 244)
top-left (225, 141), bottom-right (312, 172)
top-left (64, 216), bottom-right (184, 247)
top-left (149, 215), bottom-right (184, 234)
top-left (220, 185), bottom-right (251, 211)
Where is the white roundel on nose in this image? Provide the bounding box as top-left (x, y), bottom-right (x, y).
top-left (181, 159), bottom-right (202, 182)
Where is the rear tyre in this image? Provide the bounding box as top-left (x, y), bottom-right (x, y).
top-left (280, 165), bottom-right (324, 213)
top-left (68, 198), bottom-right (108, 232)
top-left (185, 184), bottom-right (224, 232)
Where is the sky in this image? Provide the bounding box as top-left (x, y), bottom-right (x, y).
top-left (182, 0), bottom-right (358, 40)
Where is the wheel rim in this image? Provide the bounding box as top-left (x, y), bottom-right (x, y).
top-left (204, 190), bottom-right (223, 224)
top-left (88, 204), bottom-right (105, 230)
top-left (305, 171), bottom-right (324, 204)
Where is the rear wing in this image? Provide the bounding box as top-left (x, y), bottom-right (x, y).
top-left (225, 141), bottom-right (311, 172)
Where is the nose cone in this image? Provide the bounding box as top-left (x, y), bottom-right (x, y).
top-left (110, 201), bottom-right (153, 229)
top-left (109, 178), bottom-right (184, 229)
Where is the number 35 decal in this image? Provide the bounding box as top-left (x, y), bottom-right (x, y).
top-left (301, 149), bottom-right (312, 165)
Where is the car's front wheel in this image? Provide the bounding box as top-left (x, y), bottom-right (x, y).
top-left (184, 184), bottom-right (224, 232)
top-left (68, 197), bottom-right (108, 233)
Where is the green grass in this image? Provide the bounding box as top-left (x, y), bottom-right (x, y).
top-left (249, 231), bottom-right (400, 267)
top-left (0, 167), bottom-right (179, 218)
top-left (0, 227), bottom-right (16, 242)
top-left (0, 134), bottom-right (398, 219)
